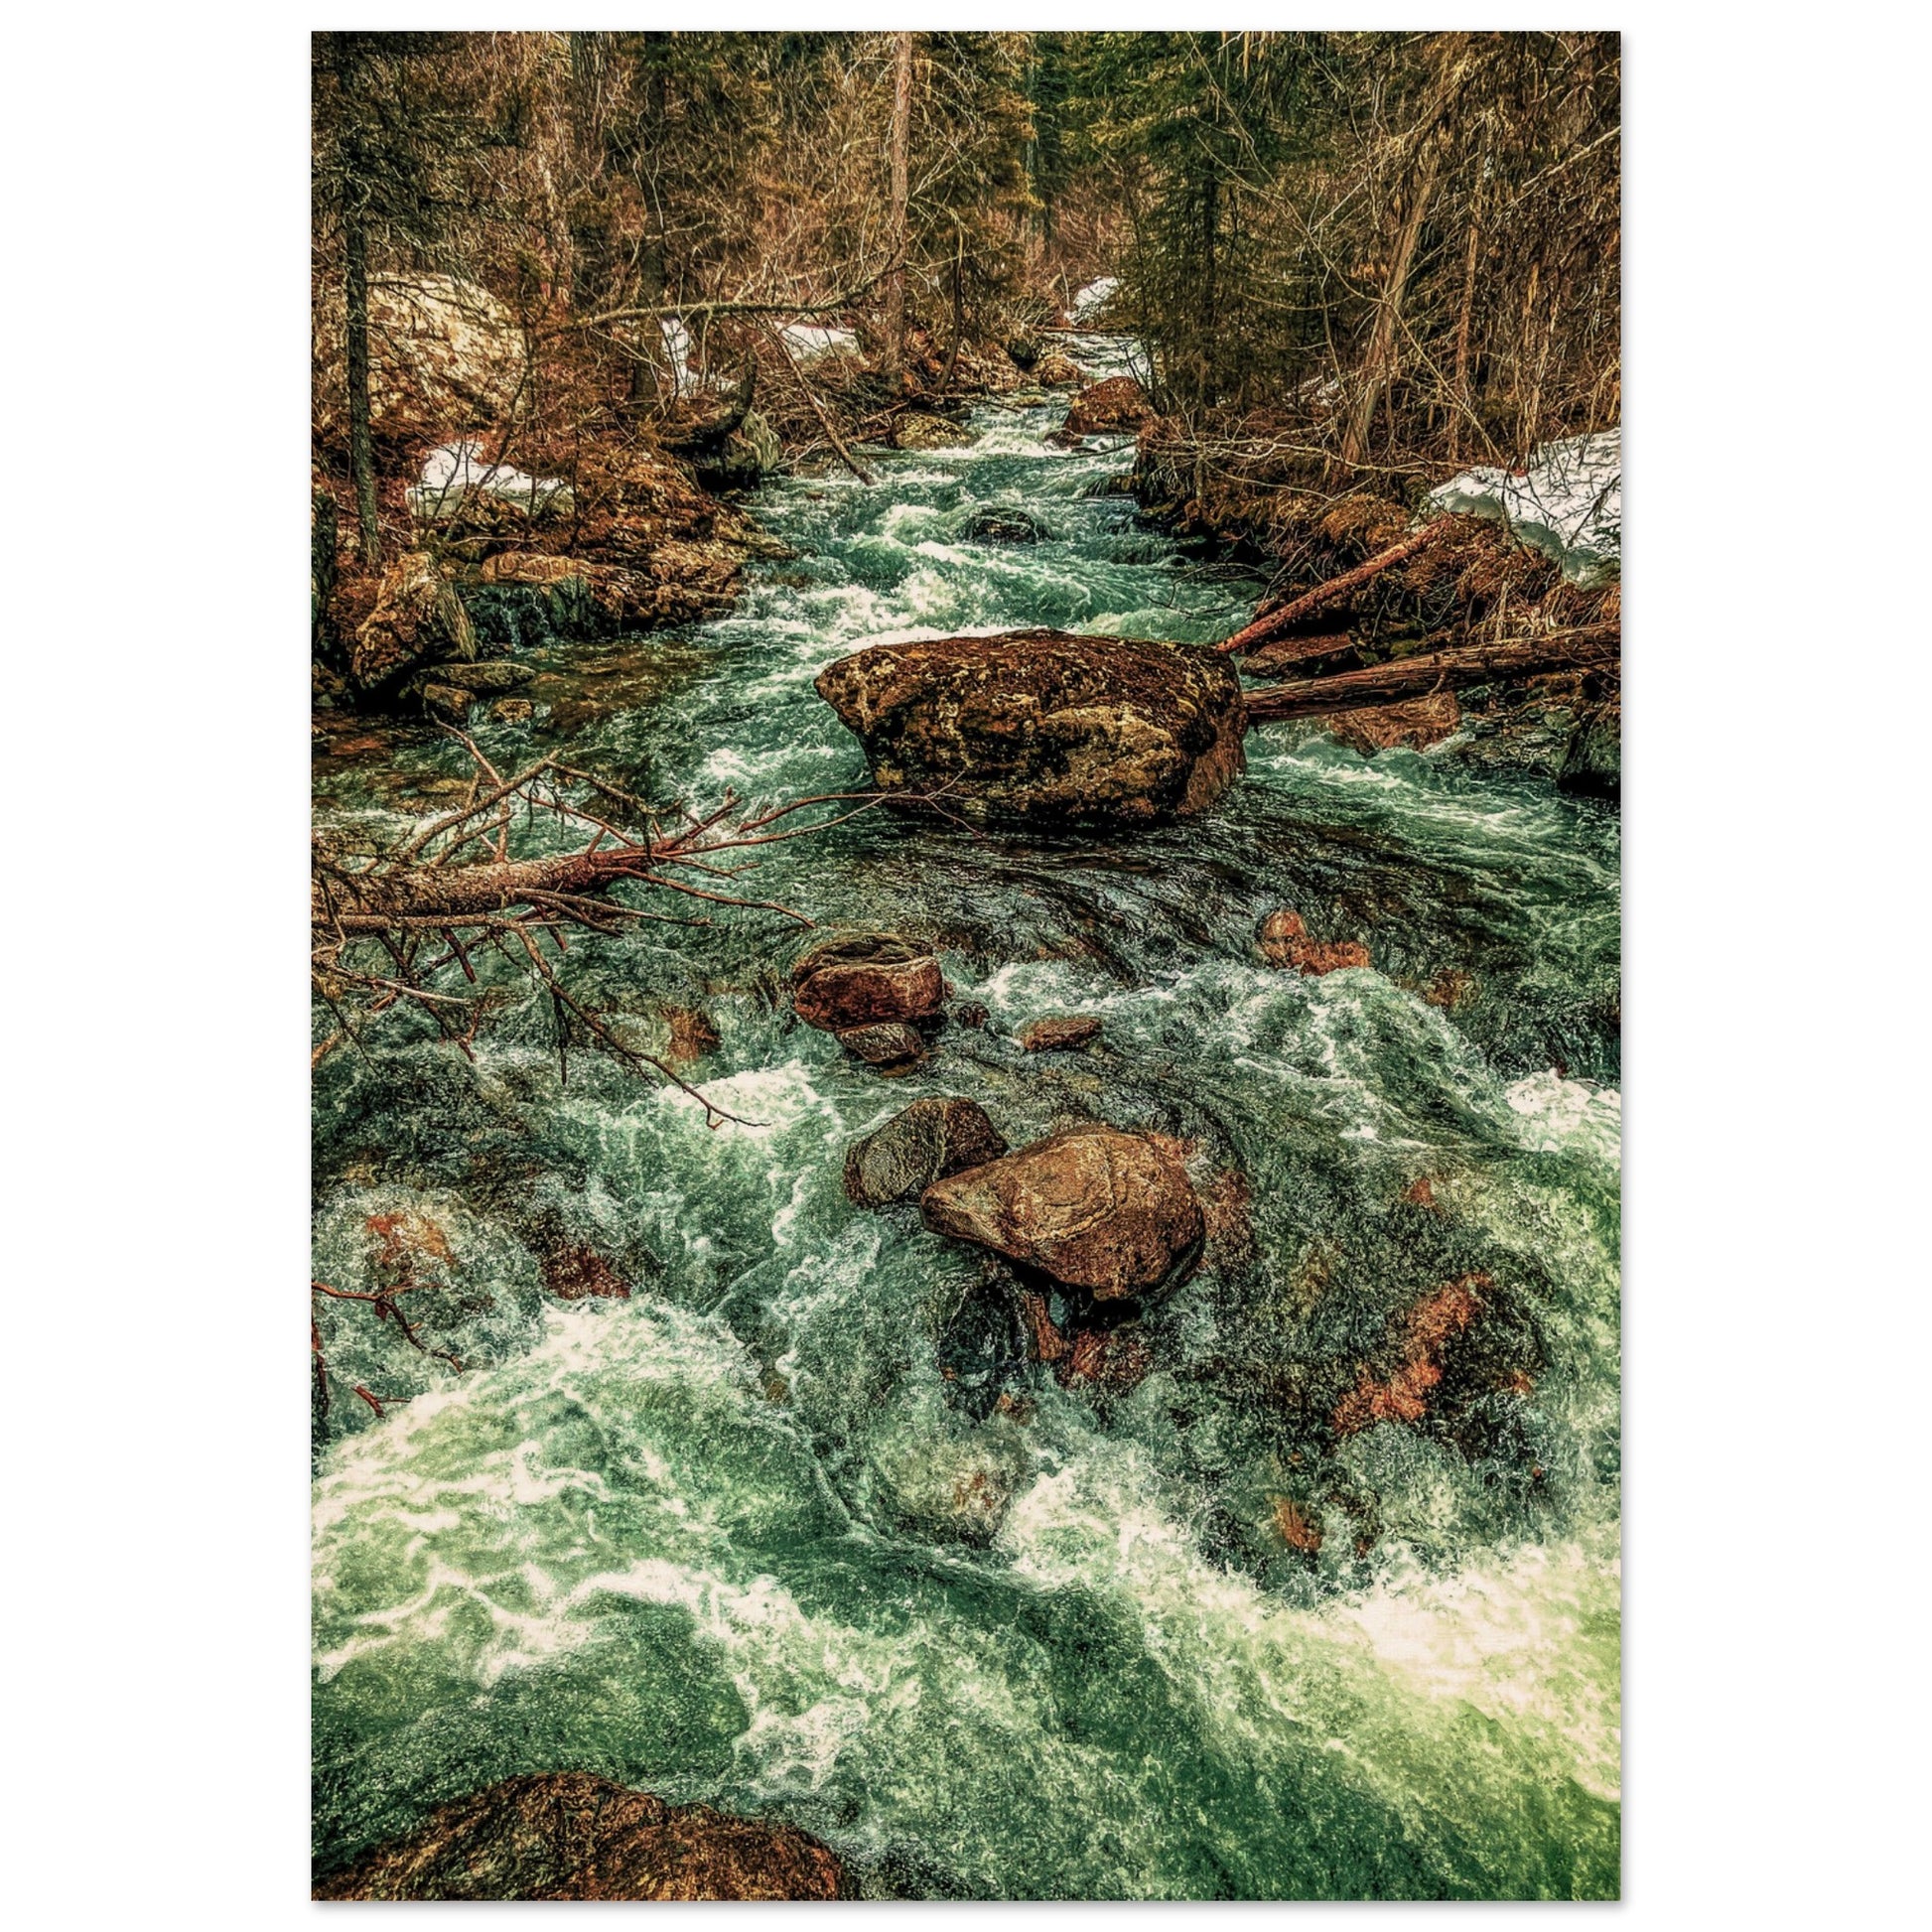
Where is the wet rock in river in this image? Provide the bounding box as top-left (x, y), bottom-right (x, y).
top-left (963, 507), bottom-right (1047, 545)
top-left (893, 411), bottom-right (975, 451)
top-left (791, 933), bottom-right (945, 1033)
top-left (814, 627), bottom-right (1246, 827)
top-left (312, 1772), bottom-right (849, 1900)
top-left (1031, 346), bottom-right (1084, 386)
top-left (836, 1022), bottom-right (927, 1069)
top-left (920, 1123), bottom-right (1204, 1299)
top-left (1018, 1014), bottom-right (1103, 1053)
top-left (404, 659), bottom-right (535, 696)
top-left (1258, 908), bottom-right (1372, 977)
top-left (489, 697), bottom-right (534, 726)
top-left (844, 1097), bottom-right (1009, 1209)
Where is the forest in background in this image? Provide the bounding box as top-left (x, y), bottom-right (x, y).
top-left (314, 28), bottom-right (1619, 571)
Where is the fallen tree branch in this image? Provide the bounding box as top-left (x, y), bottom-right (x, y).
top-left (761, 321), bottom-right (874, 483)
top-left (1242, 623), bottom-right (1618, 721)
top-left (1216, 518), bottom-right (1453, 655)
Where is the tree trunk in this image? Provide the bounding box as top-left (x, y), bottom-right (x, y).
top-left (1242, 625), bottom-right (1619, 722)
top-left (883, 32), bottom-right (914, 375)
top-left (342, 193), bottom-right (382, 567)
top-left (1339, 132), bottom-right (1445, 471)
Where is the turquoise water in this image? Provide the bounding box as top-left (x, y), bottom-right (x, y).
top-left (312, 340), bottom-right (1621, 1898)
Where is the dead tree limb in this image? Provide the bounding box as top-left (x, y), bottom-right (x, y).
top-left (1243, 624), bottom-right (1619, 721)
top-left (762, 321), bottom-right (875, 483)
top-left (1217, 519), bottom-right (1452, 655)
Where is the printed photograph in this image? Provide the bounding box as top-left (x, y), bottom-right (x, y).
top-left (311, 29), bottom-right (1621, 1900)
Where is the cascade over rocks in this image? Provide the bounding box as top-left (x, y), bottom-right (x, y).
top-left (814, 627), bottom-right (1246, 826)
top-left (920, 1123), bottom-right (1204, 1299)
top-left (313, 1773), bottom-right (849, 1901)
top-left (790, 933), bottom-right (945, 1033)
top-left (844, 1097), bottom-right (1009, 1209)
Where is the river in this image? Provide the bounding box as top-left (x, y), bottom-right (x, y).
top-left (312, 337), bottom-right (1621, 1899)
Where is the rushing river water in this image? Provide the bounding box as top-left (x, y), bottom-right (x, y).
top-left (312, 338), bottom-right (1621, 1899)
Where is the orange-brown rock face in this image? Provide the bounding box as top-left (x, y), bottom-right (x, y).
top-left (312, 1773), bottom-right (850, 1901)
top-left (789, 933), bottom-right (946, 1033)
top-left (815, 628), bottom-right (1246, 827)
top-left (1061, 375), bottom-right (1156, 437)
top-left (920, 1123), bottom-right (1204, 1298)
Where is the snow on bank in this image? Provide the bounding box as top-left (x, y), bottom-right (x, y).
top-left (1069, 276), bottom-right (1120, 326)
top-left (408, 442), bottom-right (574, 520)
top-left (1429, 429), bottom-right (1620, 585)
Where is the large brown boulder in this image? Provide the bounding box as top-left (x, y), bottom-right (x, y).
top-left (815, 628), bottom-right (1246, 827)
top-left (920, 1123), bottom-right (1203, 1298)
top-left (313, 273), bottom-right (522, 447)
top-left (790, 933), bottom-right (945, 1033)
top-left (313, 1773), bottom-right (849, 1901)
top-left (844, 1096), bottom-right (1008, 1208)
top-left (349, 550), bottom-right (476, 693)
top-left (1061, 376), bottom-right (1154, 438)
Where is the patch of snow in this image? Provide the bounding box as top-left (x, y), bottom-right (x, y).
top-left (1428, 430), bottom-right (1620, 585)
top-left (1069, 277), bottom-right (1121, 326)
top-left (407, 442), bottom-right (575, 521)
top-left (776, 323), bottom-right (860, 363)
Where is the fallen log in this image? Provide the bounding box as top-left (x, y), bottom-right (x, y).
top-left (1243, 624), bottom-right (1618, 722)
top-left (1217, 519), bottom-right (1452, 655)
top-left (1242, 631), bottom-right (1359, 680)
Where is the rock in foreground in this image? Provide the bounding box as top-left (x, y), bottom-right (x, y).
top-left (844, 1097), bottom-right (1009, 1209)
top-left (791, 934), bottom-right (945, 1033)
top-left (920, 1123), bottom-right (1203, 1298)
top-left (313, 1773), bottom-right (849, 1901)
top-left (815, 628), bottom-right (1245, 827)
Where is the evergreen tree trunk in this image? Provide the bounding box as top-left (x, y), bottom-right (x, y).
top-left (342, 190), bottom-right (382, 568)
top-left (883, 33), bottom-right (913, 375)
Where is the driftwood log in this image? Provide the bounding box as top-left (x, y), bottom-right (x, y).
top-left (1242, 624), bottom-right (1618, 721)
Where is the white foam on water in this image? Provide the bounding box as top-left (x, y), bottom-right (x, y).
top-left (1505, 1071), bottom-right (1622, 1166)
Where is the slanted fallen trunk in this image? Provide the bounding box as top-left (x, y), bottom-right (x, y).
top-left (1217, 520), bottom-right (1452, 655)
top-left (1243, 624), bottom-right (1618, 722)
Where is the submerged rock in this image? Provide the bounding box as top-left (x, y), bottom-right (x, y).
top-left (313, 1773), bottom-right (849, 1901)
top-left (1018, 1015), bottom-right (1104, 1053)
top-left (963, 507), bottom-right (1047, 545)
top-left (1258, 909), bottom-right (1372, 977)
top-left (791, 933), bottom-right (945, 1033)
top-left (844, 1097), bottom-right (1009, 1209)
top-left (404, 660), bottom-right (535, 696)
top-left (349, 550), bottom-right (476, 693)
top-left (814, 627), bottom-right (1246, 827)
top-left (920, 1123), bottom-right (1203, 1299)
top-left (1060, 375), bottom-right (1154, 438)
top-left (836, 1022), bottom-right (927, 1068)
